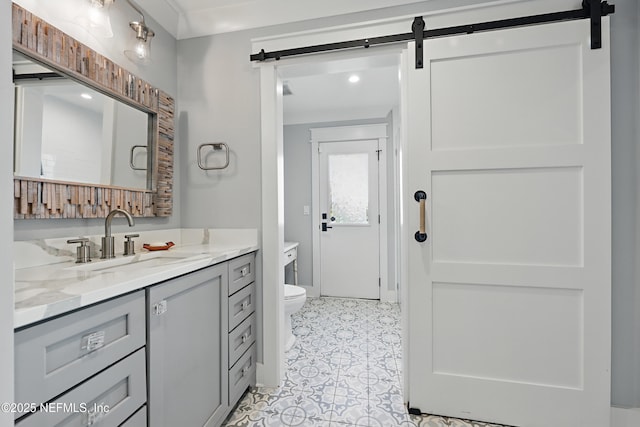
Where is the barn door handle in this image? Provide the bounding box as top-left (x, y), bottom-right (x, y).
top-left (414, 191), bottom-right (427, 242)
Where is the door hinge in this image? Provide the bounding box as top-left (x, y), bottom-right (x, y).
top-left (378, 214), bottom-right (381, 224)
top-left (376, 149), bottom-right (381, 161)
top-left (379, 278), bottom-right (381, 287)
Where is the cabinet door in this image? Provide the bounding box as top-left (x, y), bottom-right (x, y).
top-left (148, 264), bottom-right (228, 427)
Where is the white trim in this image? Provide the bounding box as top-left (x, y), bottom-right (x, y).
top-left (310, 124), bottom-right (389, 301)
top-left (611, 407), bottom-right (640, 427)
top-left (310, 139), bottom-right (321, 299)
top-left (310, 123), bottom-right (389, 142)
top-left (378, 134), bottom-right (391, 303)
top-left (399, 47), bottom-right (410, 404)
top-left (382, 290), bottom-right (397, 304)
top-left (258, 65), bottom-right (285, 387)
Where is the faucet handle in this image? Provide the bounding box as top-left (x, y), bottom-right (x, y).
top-left (67, 237), bottom-right (89, 245)
top-left (123, 234), bottom-right (139, 256)
top-left (67, 238), bottom-right (91, 263)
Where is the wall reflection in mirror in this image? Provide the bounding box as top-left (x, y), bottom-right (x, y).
top-left (12, 51), bottom-right (151, 190)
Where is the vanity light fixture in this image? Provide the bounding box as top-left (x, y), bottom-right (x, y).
top-left (348, 74), bottom-right (360, 83)
top-left (79, 0), bottom-right (114, 38)
top-left (123, 0), bottom-right (155, 64)
top-left (80, 93), bottom-right (93, 100)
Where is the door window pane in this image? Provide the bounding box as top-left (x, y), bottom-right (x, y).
top-left (328, 153), bottom-right (369, 224)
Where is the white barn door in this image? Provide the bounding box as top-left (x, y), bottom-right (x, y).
top-left (405, 19), bottom-right (611, 427)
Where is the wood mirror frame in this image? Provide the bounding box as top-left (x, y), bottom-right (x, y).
top-left (12, 3), bottom-right (173, 219)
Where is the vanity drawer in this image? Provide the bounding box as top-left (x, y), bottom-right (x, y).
top-left (229, 313), bottom-right (256, 366)
top-left (228, 282), bottom-right (256, 331)
top-left (228, 343), bottom-right (256, 406)
top-left (228, 253), bottom-right (255, 296)
top-left (120, 405), bottom-right (147, 427)
top-left (15, 291), bottom-right (145, 415)
top-left (16, 348), bottom-right (146, 427)
top-left (284, 247), bottom-right (297, 264)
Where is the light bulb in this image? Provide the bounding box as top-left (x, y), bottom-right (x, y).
top-left (124, 21), bottom-right (154, 64)
top-left (125, 39), bottom-right (151, 63)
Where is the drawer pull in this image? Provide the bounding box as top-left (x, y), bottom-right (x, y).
top-left (240, 266), bottom-right (249, 277)
top-left (153, 300), bottom-right (168, 316)
top-left (241, 301), bottom-right (250, 311)
top-left (241, 366), bottom-right (249, 377)
top-left (241, 333), bottom-right (249, 343)
top-left (86, 402), bottom-right (110, 426)
top-left (81, 331), bottom-right (106, 352)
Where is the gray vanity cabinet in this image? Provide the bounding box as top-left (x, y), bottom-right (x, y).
top-left (13, 252), bottom-right (257, 427)
top-left (147, 263), bottom-right (229, 427)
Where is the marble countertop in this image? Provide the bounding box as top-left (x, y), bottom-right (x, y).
top-left (14, 228), bottom-right (258, 329)
top-left (284, 241), bottom-right (299, 252)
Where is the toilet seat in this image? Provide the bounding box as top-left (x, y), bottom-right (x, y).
top-left (284, 284), bottom-right (305, 300)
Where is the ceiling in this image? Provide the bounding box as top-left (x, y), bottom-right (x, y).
top-left (132, 1), bottom-right (407, 124)
top-left (136, 0), bottom-right (428, 39)
top-left (282, 54), bottom-right (400, 125)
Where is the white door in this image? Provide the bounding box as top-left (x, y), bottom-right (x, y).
top-left (405, 19), bottom-right (611, 427)
top-left (319, 139), bottom-right (380, 299)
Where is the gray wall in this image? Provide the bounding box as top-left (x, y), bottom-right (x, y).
top-left (12, 0), bottom-right (180, 241)
top-left (610, 0), bottom-right (640, 408)
top-left (177, 33), bottom-right (261, 229)
top-left (174, 0), bottom-right (508, 231)
top-left (0, 0), bottom-right (14, 424)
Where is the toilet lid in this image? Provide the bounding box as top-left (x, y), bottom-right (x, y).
top-left (284, 284), bottom-right (306, 299)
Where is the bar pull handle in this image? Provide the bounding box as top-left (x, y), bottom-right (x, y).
top-left (129, 145), bottom-right (147, 170)
top-left (198, 142), bottom-right (230, 170)
top-left (414, 190), bottom-right (427, 242)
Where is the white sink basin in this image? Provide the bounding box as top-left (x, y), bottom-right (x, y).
top-left (66, 252), bottom-right (208, 274)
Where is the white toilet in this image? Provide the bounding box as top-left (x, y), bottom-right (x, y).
top-left (284, 284), bottom-right (306, 351)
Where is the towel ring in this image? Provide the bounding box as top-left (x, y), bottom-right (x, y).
top-left (129, 145), bottom-right (147, 171)
top-left (197, 142), bottom-right (230, 170)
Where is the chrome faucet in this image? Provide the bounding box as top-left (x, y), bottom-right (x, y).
top-left (101, 209), bottom-right (135, 259)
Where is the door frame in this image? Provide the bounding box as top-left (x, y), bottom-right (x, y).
top-left (310, 124), bottom-right (391, 301)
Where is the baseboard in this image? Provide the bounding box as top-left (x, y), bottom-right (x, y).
top-left (381, 290), bottom-right (398, 303)
top-left (255, 362), bottom-right (266, 387)
top-left (611, 406), bottom-right (640, 427)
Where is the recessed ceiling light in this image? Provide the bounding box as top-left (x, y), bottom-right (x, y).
top-left (348, 74), bottom-right (360, 83)
top-left (80, 93), bottom-right (93, 100)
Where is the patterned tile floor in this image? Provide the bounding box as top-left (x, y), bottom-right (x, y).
top-left (223, 297), bottom-right (506, 427)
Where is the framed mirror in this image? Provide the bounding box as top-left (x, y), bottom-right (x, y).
top-left (13, 51), bottom-right (152, 190)
top-left (12, 3), bottom-right (173, 219)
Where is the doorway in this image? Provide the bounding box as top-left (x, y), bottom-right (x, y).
top-left (280, 54), bottom-right (401, 303)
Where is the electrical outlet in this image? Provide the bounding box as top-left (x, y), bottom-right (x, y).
top-left (303, 205), bottom-right (310, 215)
